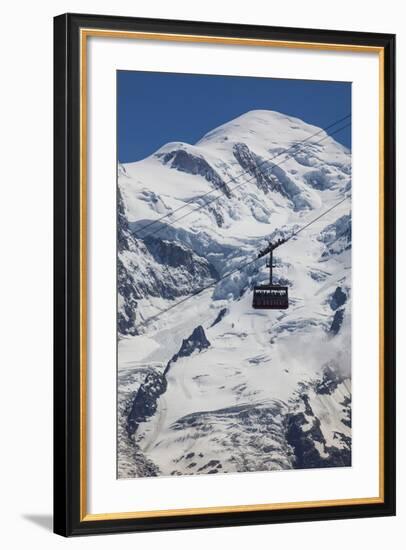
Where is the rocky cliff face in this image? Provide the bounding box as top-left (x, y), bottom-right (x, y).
top-left (165, 325), bottom-right (210, 374)
top-left (117, 189), bottom-right (219, 335)
top-left (117, 188), bottom-right (141, 335)
top-left (160, 148), bottom-right (232, 198)
top-left (127, 371), bottom-right (167, 436)
top-left (319, 214), bottom-right (352, 258)
top-left (124, 326), bottom-right (211, 438)
top-left (233, 142), bottom-right (310, 211)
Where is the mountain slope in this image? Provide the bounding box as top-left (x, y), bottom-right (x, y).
top-left (117, 110), bottom-right (352, 478)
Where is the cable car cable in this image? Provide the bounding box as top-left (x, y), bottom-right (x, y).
top-left (134, 114), bottom-right (351, 239)
top-left (136, 193), bottom-right (351, 330)
top-left (136, 121), bottom-right (351, 243)
top-left (287, 194), bottom-right (351, 241)
top-left (137, 255), bottom-right (261, 329)
top-left (135, 118), bottom-right (350, 240)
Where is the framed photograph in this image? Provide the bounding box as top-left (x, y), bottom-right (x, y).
top-left (54, 13), bottom-right (396, 536)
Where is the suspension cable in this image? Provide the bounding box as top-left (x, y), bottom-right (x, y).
top-left (134, 114), bottom-right (351, 240)
top-left (136, 193), bottom-right (351, 330)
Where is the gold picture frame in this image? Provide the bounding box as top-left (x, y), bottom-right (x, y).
top-left (54, 13), bottom-right (396, 536)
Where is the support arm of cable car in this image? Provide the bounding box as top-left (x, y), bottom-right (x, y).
top-left (253, 237), bottom-right (289, 310)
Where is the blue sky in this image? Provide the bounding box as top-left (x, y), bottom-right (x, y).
top-left (117, 71), bottom-right (351, 163)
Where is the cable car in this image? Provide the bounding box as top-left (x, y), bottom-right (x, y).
top-left (252, 238), bottom-right (289, 310)
top-left (253, 284), bottom-right (289, 309)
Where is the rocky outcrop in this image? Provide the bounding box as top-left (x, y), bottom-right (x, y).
top-left (210, 308), bottom-right (227, 328)
top-left (327, 286), bottom-right (348, 335)
top-left (286, 409), bottom-right (351, 469)
top-left (126, 326), bottom-right (211, 437)
top-left (329, 286), bottom-right (347, 310)
top-left (160, 149), bottom-right (231, 197)
top-left (127, 371), bottom-right (167, 435)
top-left (143, 236), bottom-right (218, 285)
top-left (329, 309), bottom-right (345, 335)
top-left (165, 326), bottom-right (210, 374)
top-left (319, 214), bottom-right (352, 258)
top-left (117, 189), bottom-right (141, 335)
top-left (117, 190), bottom-right (219, 336)
top-left (233, 143), bottom-right (310, 211)
top-left (314, 363), bottom-right (345, 395)
top-left (286, 369), bottom-right (351, 469)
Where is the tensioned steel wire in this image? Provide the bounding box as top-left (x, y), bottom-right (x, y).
top-left (140, 123), bottom-right (351, 241)
top-left (136, 193), bottom-right (351, 330)
top-left (133, 113), bottom-right (351, 241)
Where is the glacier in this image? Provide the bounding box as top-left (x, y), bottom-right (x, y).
top-left (117, 109), bottom-right (352, 478)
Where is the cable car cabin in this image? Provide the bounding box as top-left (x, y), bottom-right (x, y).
top-left (252, 285), bottom-right (289, 309)
top-left (253, 238), bottom-right (289, 309)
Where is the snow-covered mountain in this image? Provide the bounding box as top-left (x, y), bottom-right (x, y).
top-left (117, 110), bottom-right (352, 478)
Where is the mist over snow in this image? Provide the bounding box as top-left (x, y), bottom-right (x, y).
top-left (117, 109), bottom-right (352, 478)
